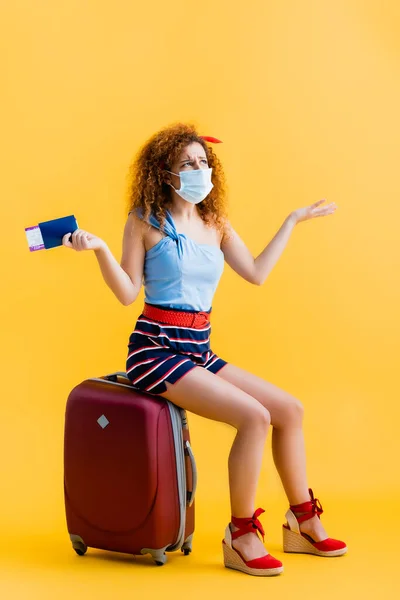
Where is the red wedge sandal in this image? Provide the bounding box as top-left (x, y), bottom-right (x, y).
top-left (223, 508), bottom-right (284, 576)
top-left (283, 489), bottom-right (347, 557)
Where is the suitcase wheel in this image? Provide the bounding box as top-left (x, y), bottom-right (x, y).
top-left (70, 537), bottom-right (88, 557)
top-left (181, 535), bottom-right (193, 556)
top-left (155, 557), bottom-right (167, 566)
top-left (141, 547), bottom-right (168, 565)
top-left (73, 542), bottom-right (87, 556)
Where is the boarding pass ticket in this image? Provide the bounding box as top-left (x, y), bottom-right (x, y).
top-left (25, 226), bottom-right (45, 252)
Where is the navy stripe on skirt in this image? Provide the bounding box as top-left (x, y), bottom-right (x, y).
top-left (126, 312), bottom-right (227, 395)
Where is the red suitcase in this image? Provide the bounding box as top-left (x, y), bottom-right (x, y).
top-left (64, 372), bottom-right (196, 565)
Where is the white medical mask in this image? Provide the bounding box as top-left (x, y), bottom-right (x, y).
top-left (166, 168), bottom-right (214, 204)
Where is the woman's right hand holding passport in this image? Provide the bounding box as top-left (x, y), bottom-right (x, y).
top-left (62, 229), bottom-right (106, 252)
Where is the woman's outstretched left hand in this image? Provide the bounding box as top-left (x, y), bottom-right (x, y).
top-left (291, 200), bottom-right (337, 224)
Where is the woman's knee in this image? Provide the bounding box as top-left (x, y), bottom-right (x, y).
top-left (282, 397), bottom-right (304, 427)
top-left (237, 403), bottom-right (271, 432)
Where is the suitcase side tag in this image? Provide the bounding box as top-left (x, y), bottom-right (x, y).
top-left (97, 415), bottom-right (110, 429)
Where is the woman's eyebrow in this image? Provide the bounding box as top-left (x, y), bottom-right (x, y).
top-left (179, 156), bottom-right (207, 164)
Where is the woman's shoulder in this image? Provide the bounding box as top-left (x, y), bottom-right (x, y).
top-left (124, 209), bottom-right (146, 241)
top-left (127, 207), bottom-right (145, 228)
top-left (128, 207), bottom-right (153, 228)
top-left (128, 206), bottom-right (144, 220)
top-left (206, 213), bottom-right (231, 245)
top-left (127, 208), bottom-right (167, 242)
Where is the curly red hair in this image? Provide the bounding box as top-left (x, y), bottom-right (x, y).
top-left (127, 123), bottom-right (227, 232)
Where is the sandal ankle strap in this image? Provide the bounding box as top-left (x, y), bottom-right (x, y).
top-left (290, 488), bottom-right (323, 524)
top-left (231, 508), bottom-right (265, 541)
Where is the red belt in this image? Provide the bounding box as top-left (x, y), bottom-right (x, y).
top-left (143, 304), bottom-right (210, 329)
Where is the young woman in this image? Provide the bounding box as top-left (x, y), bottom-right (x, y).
top-left (63, 123), bottom-right (347, 577)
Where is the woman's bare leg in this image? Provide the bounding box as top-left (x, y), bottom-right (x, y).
top-left (217, 364), bottom-right (329, 541)
top-left (160, 366), bottom-right (271, 560)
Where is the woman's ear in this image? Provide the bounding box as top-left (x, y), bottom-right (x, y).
top-left (159, 161), bottom-right (171, 184)
top-left (162, 171), bottom-right (172, 185)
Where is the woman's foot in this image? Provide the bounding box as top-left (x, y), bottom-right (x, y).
top-left (223, 508), bottom-right (283, 576)
top-left (298, 513), bottom-right (328, 542)
top-left (231, 524), bottom-right (269, 561)
top-left (283, 489), bottom-right (347, 557)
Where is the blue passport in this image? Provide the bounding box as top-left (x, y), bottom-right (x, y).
top-left (38, 215), bottom-right (78, 249)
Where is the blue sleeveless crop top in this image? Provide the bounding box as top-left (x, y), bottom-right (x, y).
top-left (132, 208), bottom-right (225, 312)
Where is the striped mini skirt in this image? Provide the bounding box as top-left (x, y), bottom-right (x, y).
top-left (126, 305), bottom-right (227, 395)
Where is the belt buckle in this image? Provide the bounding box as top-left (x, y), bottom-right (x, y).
top-left (192, 311), bottom-right (208, 328)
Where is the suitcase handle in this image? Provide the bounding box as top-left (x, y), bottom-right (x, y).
top-left (104, 372), bottom-right (132, 384)
top-left (185, 441), bottom-right (197, 507)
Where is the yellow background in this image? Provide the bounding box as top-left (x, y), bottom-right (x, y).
top-left (1, 0), bottom-right (399, 597)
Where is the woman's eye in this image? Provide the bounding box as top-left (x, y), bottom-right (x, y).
top-left (182, 160), bottom-right (207, 167)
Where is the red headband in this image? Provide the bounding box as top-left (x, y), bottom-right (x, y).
top-left (200, 136), bottom-right (223, 144)
top-left (159, 135), bottom-right (222, 169)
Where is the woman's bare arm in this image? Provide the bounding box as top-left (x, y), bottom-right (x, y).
top-left (221, 216), bottom-right (296, 286)
top-left (63, 211), bottom-right (145, 305)
top-left (221, 200), bottom-right (336, 286)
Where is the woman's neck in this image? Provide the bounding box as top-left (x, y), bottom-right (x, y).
top-left (168, 197), bottom-right (199, 221)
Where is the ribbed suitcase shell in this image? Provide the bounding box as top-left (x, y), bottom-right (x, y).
top-left (64, 373), bottom-right (195, 565)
